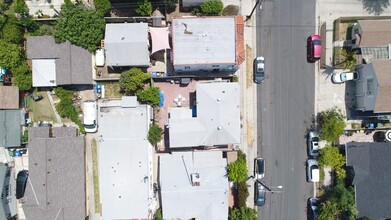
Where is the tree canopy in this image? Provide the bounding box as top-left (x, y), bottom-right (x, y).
top-left (135, 0), bottom-right (152, 16)
top-left (137, 86), bottom-right (161, 106)
top-left (319, 180), bottom-right (357, 220)
top-left (94, 0), bottom-right (111, 17)
top-left (0, 40), bottom-right (23, 69)
top-left (229, 207), bottom-right (257, 220)
top-left (318, 144), bottom-right (346, 179)
top-left (148, 124), bottom-right (163, 146)
top-left (227, 158), bottom-right (248, 183)
top-left (318, 107), bottom-right (346, 143)
top-left (201, 0), bottom-right (224, 15)
top-left (54, 0), bottom-right (105, 52)
top-left (119, 68), bottom-right (151, 95)
top-left (12, 62), bottom-right (32, 91)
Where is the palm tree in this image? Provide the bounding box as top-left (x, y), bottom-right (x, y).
top-left (340, 48), bottom-right (357, 71)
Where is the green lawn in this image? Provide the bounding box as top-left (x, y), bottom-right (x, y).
top-left (92, 138), bottom-right (100, 212)
top-left (27, 92), bottom-right (57, 122)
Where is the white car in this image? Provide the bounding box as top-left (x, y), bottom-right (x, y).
top-left (332, 71), bottom-right (359, 83)
top-left (254, 158), bottom-right (265, 179)
top-left (306, 159), bottom-right (320, 183)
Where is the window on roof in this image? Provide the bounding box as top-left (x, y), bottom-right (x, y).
top-left (366, 78), bottom-right (374, 96)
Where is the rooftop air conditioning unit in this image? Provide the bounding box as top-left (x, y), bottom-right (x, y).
top-left (191, 173), bottom-right (201, 186)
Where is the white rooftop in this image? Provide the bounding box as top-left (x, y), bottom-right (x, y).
top-left (160, 151), bottom-right (229, 220)
top-left (98, 98), bottom-right (153, 219)
top-left (169, 82), bottom-right (240, 148)
top-left (105, 23), bottom-right (150, 67)
top-left (32, 59), bottom-right (56, 87)
top-left (172, 17), bottom-right (236, 65)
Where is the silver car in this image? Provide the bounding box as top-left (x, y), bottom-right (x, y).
top-left (306, 159), bottom-right (320, 183)
top-left (254, 182), bottom-right (266, 207)
top-left (307, 131), bottom-right (320, 157)
top-left (253, 56), bottom-right (265, 84)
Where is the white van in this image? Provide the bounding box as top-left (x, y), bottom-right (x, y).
top-left (83, 100), bottom-right (98, 133)
top-left (95, 49), bottom-right (105, 67)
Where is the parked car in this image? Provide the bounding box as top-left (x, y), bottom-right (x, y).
top-left (306, 159), bottom-right (320, 183)
top-left (253, 56), bottom-right (265, 84)
top-left (307, 35), bottom-right (321, 62)
top-left (31, 94), bottom-right (43, 102)
top-left (254, 158), bottom-right (265, 179)
top-left (16, 170), bottom-right (29, 199)
top-left (332, 71), bottom-right (359, 83)
top-left (307, 131), bottom-right (320, 157)
top-left (254, 182), bottom-right (266, 207)
top-left (307, 197), bottom-right (319, 220)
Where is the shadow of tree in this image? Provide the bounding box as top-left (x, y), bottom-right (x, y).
top-left (362, 0), bottom-right (390, 15)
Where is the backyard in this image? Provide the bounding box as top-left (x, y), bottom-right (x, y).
top-left (26, 92), bottom-right (57, 123)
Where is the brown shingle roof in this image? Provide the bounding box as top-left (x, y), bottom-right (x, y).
top-left (358, 20), bottom-right (391, 47)
top-left (372, 60), bottom-right (391, 113)
top-left (0, 86), bottom-right (18, 109)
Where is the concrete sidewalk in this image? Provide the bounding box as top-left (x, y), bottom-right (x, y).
top-left (315, 0), bottom-right (391, 188)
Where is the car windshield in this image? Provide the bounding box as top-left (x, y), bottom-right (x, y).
top-left (84, 124), bottom-right (96, 129)
top-left (313, 40), bottom-right (321, 45)
top-left (340, 73), bottom-right (347, 81)
top-left (257, 160), bottom-right (264, 174)
top-left (312, 137), bottom-right (319, 142)
top-left (353, 72), bottom-right (358, 79)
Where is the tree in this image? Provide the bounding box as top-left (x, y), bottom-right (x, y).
top-left (318, 144), bottom-right (346, 179)
top-left (0, 40), bottom-right (23, 70)
top-left (148, 124), bottom-right (163, 146)
top-left (135, 0), bottom-right (152, 16)
top-left (229, 207), bottom-right (257, 220)
top-left (94, 0), bottom-right (111, 17)
top-left (12, 62), bottom-right (32, 91)
top-left (119, 68), bottom-right (151, 95)
top-left (227, 158), bottom-right (248, 183)
top-left (222, 5), bottom-right (239, 16)
top-left (0, 14), bottom-right (23, 44)
top-left (162, 0), bottom-right (177, 8)
top-left (14, 0), bottom-right (29, 16)
top-left (317, 107), bottom-right (346, 143)
top-left (200, 0), bottom-right (224, 15)
top-left (137, 86), bottom-right (161, 106)
top-left (318, 200), bottom-right (338, 220)
top-left (54, 0), bottom-right (105, 52)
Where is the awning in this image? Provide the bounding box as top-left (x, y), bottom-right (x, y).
top-left (149, 27), bottom-right (171, 54)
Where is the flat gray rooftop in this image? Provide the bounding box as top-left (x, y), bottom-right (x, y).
top-left (172, 17), bottom-right (236, 65)
top-left (98, 99), bottom-right (153, 219)
top-left (160, 151), bottom-right (229, 219)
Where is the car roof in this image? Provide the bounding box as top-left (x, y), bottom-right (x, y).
top-left (311, 168), bottom-right (320, 182)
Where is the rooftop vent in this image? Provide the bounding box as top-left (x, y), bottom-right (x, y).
top-left (191, 173), bottom-right (201, 186)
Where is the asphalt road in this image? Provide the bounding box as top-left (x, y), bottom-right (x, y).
top-left (255, 0), bottom-right (316, 219)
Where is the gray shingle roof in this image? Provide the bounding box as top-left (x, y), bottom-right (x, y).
top-left (104, 23), bottom-right (150, 67)
top-left (0, 163), bottom-right (16, 219)
top-left (26, 36), bottom-right (92, 86)
top-left (23, 127), bottom-right (85, 220)
top-left (0, 86), bottom-right (19, 109)
top-left (0, 110), bottom-right (21, 148)
top-left (346, 142), bottom-right (391, 219)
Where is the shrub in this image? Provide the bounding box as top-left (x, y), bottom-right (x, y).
top-left (236, 181), bottom-right (249, 207)
top-left (200, 0), bottom-right (223, 15)
top-left (148, 124), bottom-right (163, 146)
top-left (317, 107), bottom-right (346, 143)
top-left (227, 158), bottom-right (248, 183)
top-left (318, 144), bottom-right (346, 180)
top-left (222, 5), bottom-right (239, 16)
top-left (229, 207), bottom-right (257, 220)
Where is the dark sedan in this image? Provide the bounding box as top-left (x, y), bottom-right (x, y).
top-left (255, 182), bottom-right (266, 207)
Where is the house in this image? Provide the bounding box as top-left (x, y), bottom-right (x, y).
top-left (98, 97), bottom-right (156, 219)
top-left (26, 36), bottom-right (93, 87)
top-left (0, 86), bottom-right (19, 110)
top-left (0, 163), bottom-right (16, 220)
top-left (159, 151), bottom-right (229, 220)
top-left (23, 127), bottom-right (85, 220)
top-left (168, 81), bottom-right (240, 148)
top-left (353, 19), bottom-right (391, 62)
top-left (355, 60), bottom-right (391, 113)
top-left (171, 16), bottom-right (245, 73)
top-left (104, 23), bottom-right (150, 68)
top-left (0, 110), bottom-right (21, 148)
top-left (345, 142), bottom-right (391, 219)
